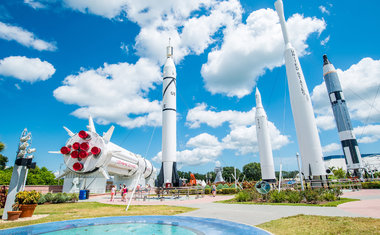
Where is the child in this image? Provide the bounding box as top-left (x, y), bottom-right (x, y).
top-left (212, 185), bottom-right (216, 197)
top-left (122, 185), bottom-right (127, 201)
top-left (110, 185), bottom-right (116, 201)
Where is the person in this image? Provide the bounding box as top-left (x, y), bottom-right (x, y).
top-left (120, 184), bottom-right (124, 201)
top-left (122, 185), bottom-right (127, 202)
top-left (212, 184), bottom-right (216, 197)
top-left (110, 185), bottom-right (116, 202)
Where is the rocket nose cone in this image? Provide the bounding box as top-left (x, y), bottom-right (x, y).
top-left (323, 55), bottom-right (330, 65)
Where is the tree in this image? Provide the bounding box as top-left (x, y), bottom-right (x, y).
top-left (243, 162), bottom-right (261, 181)
top-left (0, 142), bottom-right (8, 170)
top-left (333, 167), bottom-right (346, 179)
top-left (222, 166), bottom-right (241, 182)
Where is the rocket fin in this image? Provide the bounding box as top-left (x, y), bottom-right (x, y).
top-left (56, 169), bottom-right (71, 179)
top-left (63, 126), bottom-right (75, 137)
top-left (87, 115), bottom-right (96, 133)
top-left (99, 167), bottom-right (110, 180)
top-left (103, 126), bottom-right (114, 142)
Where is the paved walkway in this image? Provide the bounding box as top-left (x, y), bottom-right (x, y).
top-left (88, 189), bottom-right (380, 227)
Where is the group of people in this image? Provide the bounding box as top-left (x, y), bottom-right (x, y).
top-left (110, 184), bottom-right (128, 202)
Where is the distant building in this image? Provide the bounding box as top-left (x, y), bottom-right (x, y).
top-left (324, 154), bottom-right (380, 173)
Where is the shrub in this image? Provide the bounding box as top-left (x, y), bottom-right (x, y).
top-left (205, 185), bottom-right (211, 189)
top-left (69, 193), bottom-right (79, 202)
top-left (223, 184), bottom-right (229, 189)
top-left (230, 184), bottom-right (236, 189)
top-left (52, 193), bottom-right (66, 203)
top-left (44, 192), bottom-right (53, 203)
top-left (269, 190), bottom-right (286, 203)
top-left (235, 190), bottom-right (251, 202)
top-left (37, 195), bottom-right (46, 205)
top-left (362, 181), bottom-right (380, 189)
top-left (216, 184), bottom-right (224, 190)
top-left (286, 190), bottom-right (302, 203)
top-left (204, 188), bottom-right (211, 194)
top-left (221, 188), bottom-right (237, 194)
top-left (322, 191), bottom-right (336, 201)
top-left (302, 190), bottom-right (319, 203)
top-left (15, 190), bottom-right (41, 204)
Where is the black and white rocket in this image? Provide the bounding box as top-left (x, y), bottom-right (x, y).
top-left (255, 88), bottom-right (276, 182)
top-left (275, 0), bottom-right (326, 179)
top-left (157, 42), bottom-right (180, 187)
top-left (323, 55), bottom-right (363, 175)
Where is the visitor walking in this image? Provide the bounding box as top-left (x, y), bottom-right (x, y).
top-left (122, 185), bottom-right (128, 201)
top-left (212, 185), bottom-right (216, 197)
top-left (120, 184), bottom-right (124, 201)
top-left (110, 185), bottom-right (116, 201)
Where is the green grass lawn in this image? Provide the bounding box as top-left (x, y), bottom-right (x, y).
top-left (0, 202), bottom-right (196, 230)
top-left (216, 197), bottom-right (359, 207)
top-left (257, 215), bottom-right (380, 235)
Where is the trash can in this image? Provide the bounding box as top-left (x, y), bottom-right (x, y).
top-left (79, 190), bottom-right (87, 200)
top-left (85, 190), bottom-right (90, 199)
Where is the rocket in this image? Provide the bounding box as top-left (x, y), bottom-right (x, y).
top-left (275, 0), bottom-right (326, 178)
top-left (157, 42), bottom-right (180, 187)
top-left (255, 88), bottom-right (276, 182)
top-left (56, 116), bottom-right (155, 182)
top-left (323, 55), bottom-right (363, 175)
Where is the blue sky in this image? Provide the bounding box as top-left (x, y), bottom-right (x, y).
top-left (0, 0), bottom-right (379, 175)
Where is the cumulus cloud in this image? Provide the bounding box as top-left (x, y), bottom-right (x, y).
top-left (186, 103), bottom-right (255, 128)
top-left (0, 21), bottom-right (56, 51)
top-left (322, 143), bottom-right (341, 153)
top-left (201, 9), bottom-right (326, 97)
top-left (53, 58), bottom-right (162, 128)
top-left (311, 57), bottom-right (380, 131)
top-left (353, 125), bottom-right (380, 144)
top-left (152, 133), bottom-right (223, 166)
top-left (63, 0), bottom-right (128, 19)
top-left (0, 56), bottom-right (55, 82)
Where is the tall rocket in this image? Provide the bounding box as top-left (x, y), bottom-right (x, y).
top-left (255, 88), bottom-right (276, 182)
top-left (157, 42), bottom-right (180, 187)
top-left (323, 55), bottom-right (363, 175)
top-left (275, 0), bottom-right (326, 178)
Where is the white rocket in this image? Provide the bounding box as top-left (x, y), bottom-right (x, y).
top-left (157, 42), bottom-right (180, 187)
top-left (255, 88), bottom-right (276, 182)
top-left (57, 116), bottom-right (155, 182)
top-left (275, 0), bottom-right (326, 178)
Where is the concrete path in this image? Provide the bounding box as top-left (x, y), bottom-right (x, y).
top-left (338, 189), bottom-right (380, 218)
top-left (87, 189), bottom-right (380, 227)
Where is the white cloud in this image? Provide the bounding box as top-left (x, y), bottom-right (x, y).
top-left (322, 143), bottom-right (340, 153)
top-left (311, 57), bottom-right (380, 130)
top-left (63, 0), bottom-right (128, 19)
top-left (0, 56), bottom-right (55, 82)
top-left (201, 9), bottom-right (326, 98)
top-left (24, 0), bottom-right (47, 9)
top-left (321, 35), bottom-right (330, 46)
top-left (222, 122), bottom-right (290, 155)
top-left (186, 103), bottom-right (255, 128)
top-left (353, 125), bottom-right (380, 144)
top-left (54, 58), bottom-right (162, 128)
top-left (152, 133), bottom-right (223, 166)
top-left (0, 21), bottom-right (56, 51)
top-left (60, 0), bottom-right (242, 64)
top-left (319, 5), bottom-right (330, 15)
top-left (15, 83), bottom-right (21, 90)
top-left (120, 42), bottom-right (129, 54)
